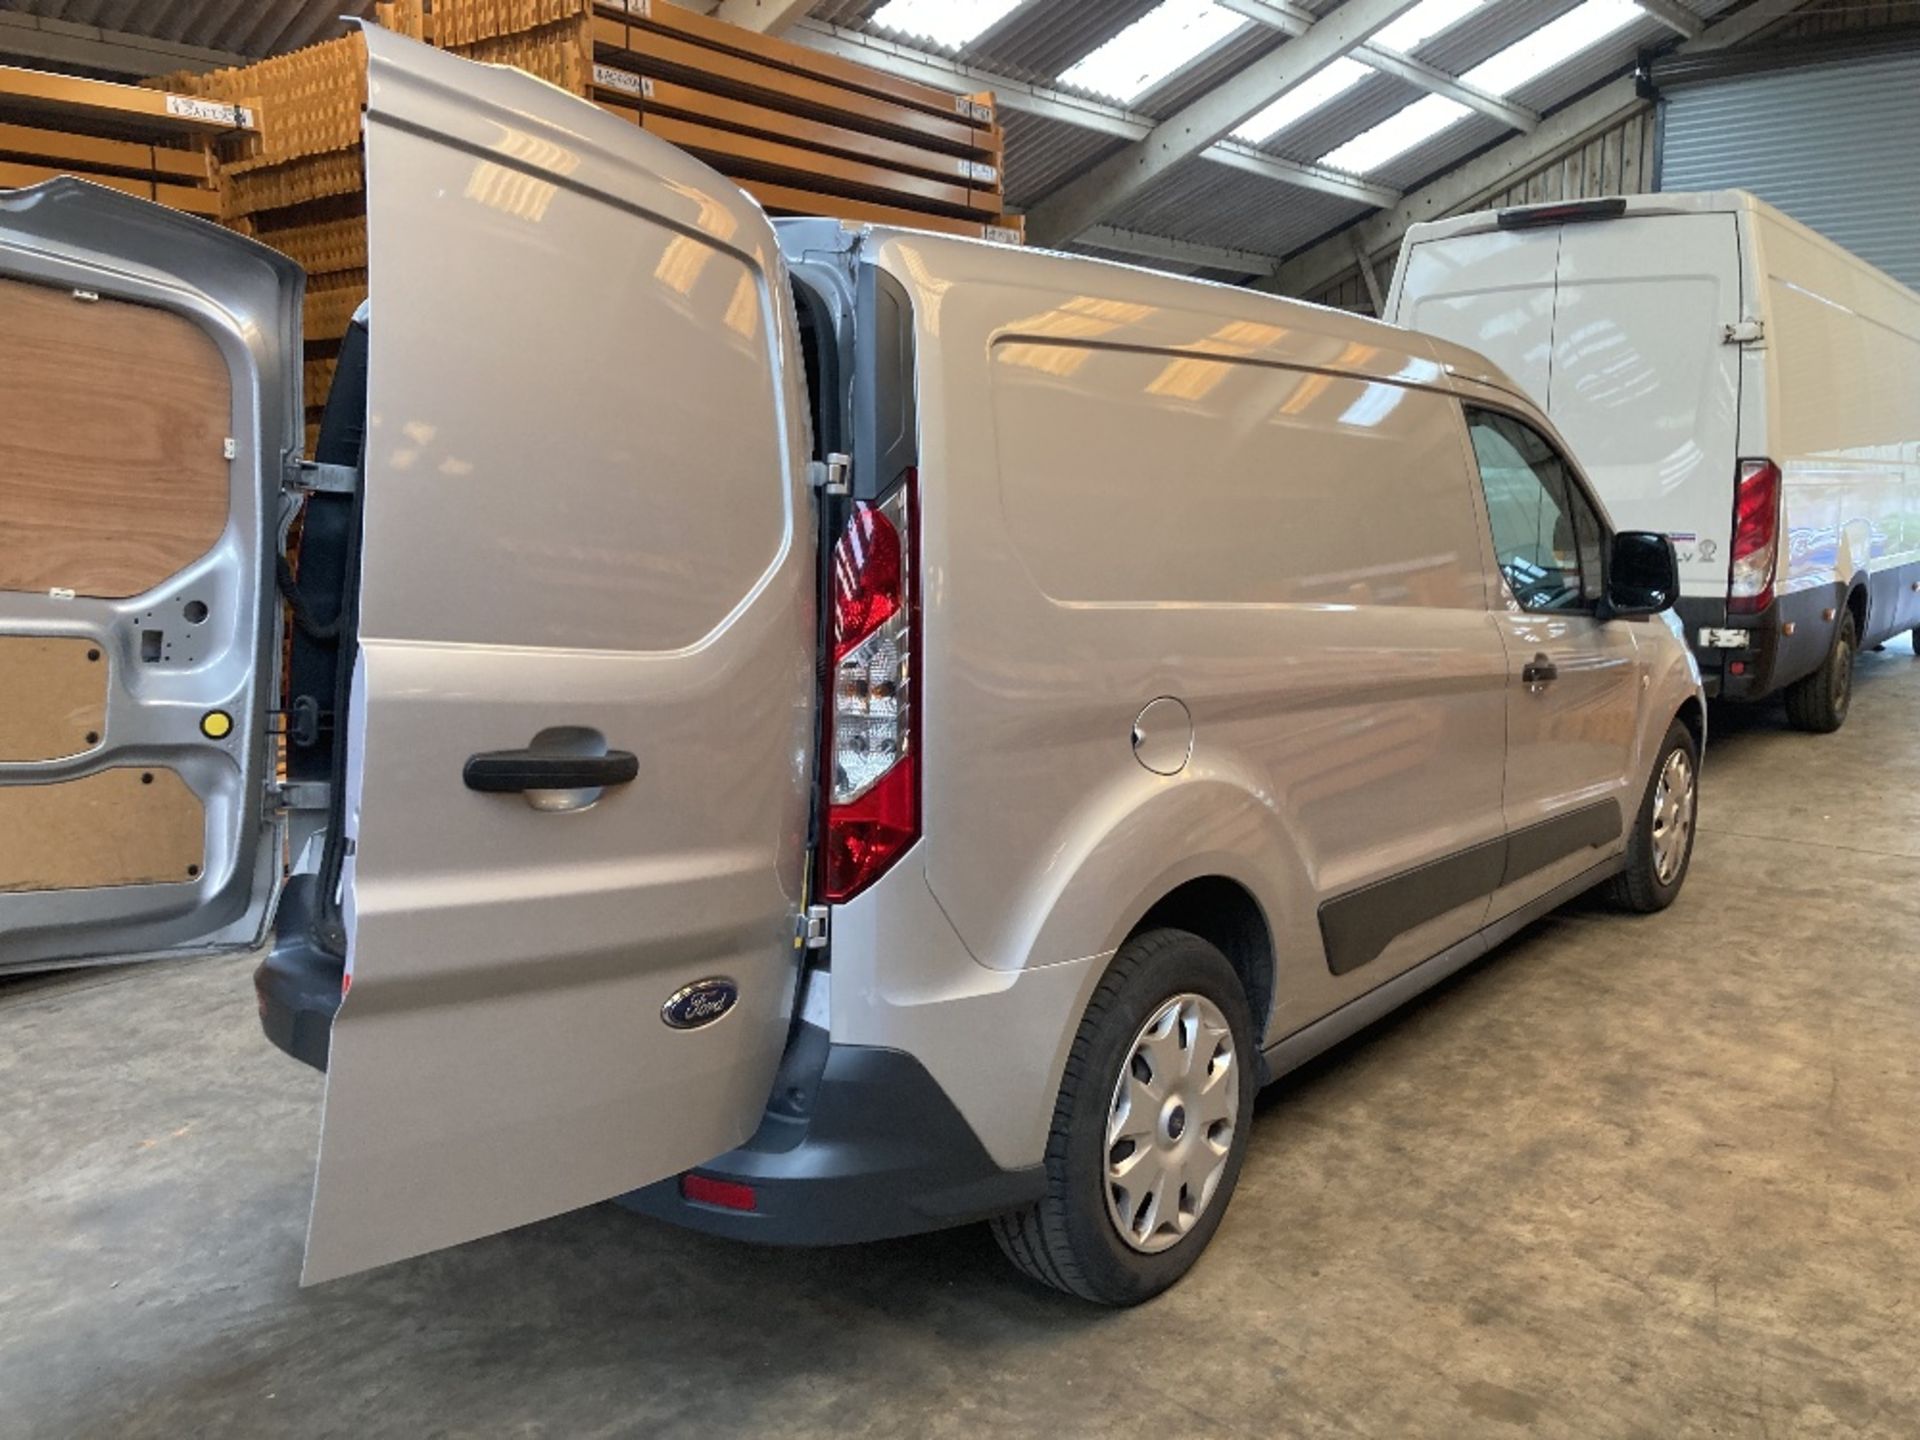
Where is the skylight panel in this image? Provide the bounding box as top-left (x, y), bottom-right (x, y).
top-left (1317, 92), bottom-right (1471, 174)
top-left (1231, 56), bottom-right (1370, 144)
top-left (1058, 0), bottom-right (1250, 104)
top-left (869, 0), bottom-right (1030, 52)
top-left (1460, 0), bottom-right (1643, 97)
top-left (1370, 0), bottom-right (1486, 56)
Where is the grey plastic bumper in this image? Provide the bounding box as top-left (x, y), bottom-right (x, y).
top-left (618, 1029), bottom-right (1045, 1245)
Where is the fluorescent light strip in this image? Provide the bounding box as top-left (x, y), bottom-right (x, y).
top-left (1058, 0), bottom-right (1250, 104)
top-left (868, 0), bottom-right (1031, 52)
top-left (1232, 55), bottom-right (1371, 142)
top-left (1459, 0), bottom-right (1644, 96)
top-left (1370, 0), bottom-right (1486, 56)
top-left (1318, 92), bottom-right (1470, 174)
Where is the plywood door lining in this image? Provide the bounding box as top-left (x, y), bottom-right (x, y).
top-left (0, 277), bottom-right (232, 599)
top-left (0, 767), bottom-right (205, 892)
top-left (0, 635), bottom-right (107, 761)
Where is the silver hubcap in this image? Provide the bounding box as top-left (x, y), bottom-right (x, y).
top-left (1104, 993), bottom-right (1238, 1254)
top-left (1651, 747), bottom-right (1696, 886)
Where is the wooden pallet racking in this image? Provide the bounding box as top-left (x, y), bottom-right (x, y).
top-left (0, 64), bottom-right (234, 218)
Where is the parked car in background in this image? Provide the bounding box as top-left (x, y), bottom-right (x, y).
top-left (1388, 191), bottom-right (1920, 732)
top-left (1, 31), bottom-right (1705, 1305)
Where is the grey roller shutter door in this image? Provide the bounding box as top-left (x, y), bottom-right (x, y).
top-left (1660, 51), bottom-right (1920, 291)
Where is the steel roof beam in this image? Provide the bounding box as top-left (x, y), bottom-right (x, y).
top-left (792, 19), bottom-right (1402, 208)
top-left (1223, 0), bottom-right (1539, 133)
top-left (0, 9), bottom-right (245, 75)
top-left (709, 0), bottom-right (818, 36)
top-left (1257, 0), bottom-right (1823, 300)
top-left (1633, 0), bottom-right (1706, 40)
top-left (1021, 0), bottom-right (1427, 246)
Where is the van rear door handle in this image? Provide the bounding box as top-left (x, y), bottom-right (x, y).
top-left (1521, 654), bottom-right (1558, 689)
top-left (463, 748), bottom-right (639, 793)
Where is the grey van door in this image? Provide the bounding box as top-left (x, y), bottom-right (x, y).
top-left (0, 181), bottom-right (297, 973)
top-left (301, 30), bottom-right (817, 1284)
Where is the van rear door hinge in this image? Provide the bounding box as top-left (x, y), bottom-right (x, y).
top-left (285, 457), bottom-right (358, 495)
top-left (808, 452), bottom-right (851, 497)
top-left (1723, 319), bottom-right (1765, 345)
top-left (801, 904), bottom-right (830, 949)
top-left (276, 781), bottom-right (331, 811)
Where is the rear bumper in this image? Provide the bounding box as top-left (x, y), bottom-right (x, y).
top-left (1676, 588), bottom-right (1838, 702)
top-left (618, 1029), bottom-right (1045, 1245)
top-left (254, 874), bottom-right (343, 1073)
top-left (257, 881), bottom-right (1044, 1242)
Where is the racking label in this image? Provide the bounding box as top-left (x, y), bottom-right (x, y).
top-left (593, 63), bottom-right (651, 98)
top-left (165, 94), bottom-right (253, 127)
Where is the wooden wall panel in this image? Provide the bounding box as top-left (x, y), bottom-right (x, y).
top-left (0, 277), bottom-right (231, 599)
top-left (0, 636), bottom-right (106, 761)
top-left (0, 767), bottom-right (204, 892)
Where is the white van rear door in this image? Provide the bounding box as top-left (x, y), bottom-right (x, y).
top-left (0, 182), bottom-right (297, 973)
top-left (303, 30), bottom-right (816, 1284)
top-left (1549, 214), bottom-right (1742, 594)
top-left (1392, 227), bottom-right (1560, 399)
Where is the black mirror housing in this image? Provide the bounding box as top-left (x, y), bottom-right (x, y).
top-left (1607, 531), bottom-right (1679, 617)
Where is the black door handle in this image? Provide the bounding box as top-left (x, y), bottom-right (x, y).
top-left (463, 748), bottom-right (639, 793)
top-left (1521, 654), bottom-right (1558, 687)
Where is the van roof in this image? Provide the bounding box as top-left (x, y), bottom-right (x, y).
top-left (780, 218), bottom-right (1534, 408)
top-left (1402, 188), bottom-right (1776, 246)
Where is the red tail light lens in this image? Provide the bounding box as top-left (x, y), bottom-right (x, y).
top-left (1728, 459), bottom-right (1781, 615)
top-left (821, 473), bottom-right (919, 904)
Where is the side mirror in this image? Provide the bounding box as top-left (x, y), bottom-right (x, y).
top-left (1606, 531), bottom-right (1678, 617)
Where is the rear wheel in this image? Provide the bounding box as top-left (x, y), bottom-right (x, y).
top-left (991, 928), bottom-right (1256, 1306)
top-left (1607, 719), bottom-right (1699, 914)
top-left (1785, 611), bottom-right (1856, 733)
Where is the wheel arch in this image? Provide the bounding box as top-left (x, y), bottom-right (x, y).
top-left (1128, 876), bottom-right (1276, 1052)
top-left (1674, 694), bottom-right (1706, 753)
top-left (1846, 576), bottom-right (1869, 641)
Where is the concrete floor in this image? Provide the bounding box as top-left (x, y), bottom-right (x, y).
top-left (6, 645), bottom-right (1919, 1440)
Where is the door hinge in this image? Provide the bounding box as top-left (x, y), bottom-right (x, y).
top-left (276, 781), bottom-right (331, 811)
top-left (808, 452), bottom-right (852, 497)
top-left (285, 457), bottom-right (358, 495)
top-left (1722, 319), bottom-right (1765, 345)
top-left (801, 904), bottom-right (830, 949)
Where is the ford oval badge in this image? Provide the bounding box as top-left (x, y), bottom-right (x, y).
top-left (662, 978), bottom-right (739, 1030)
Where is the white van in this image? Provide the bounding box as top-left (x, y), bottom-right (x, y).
top-left (0, 31), bottom-right (1704, 1305)
top-left (1388, 191), bottom-right (1920, 732)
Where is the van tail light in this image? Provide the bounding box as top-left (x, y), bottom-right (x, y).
top-left (1728, 459), bottom-right (1782, 615)
top-left (821, 472), bottom-right (919, 904)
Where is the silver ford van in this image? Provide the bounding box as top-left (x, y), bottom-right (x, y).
top-left (0, 31), bottom-right (1704, 1306)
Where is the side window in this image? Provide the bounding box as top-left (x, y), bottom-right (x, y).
top-left (1464, 407), bottom-right (1605, 612)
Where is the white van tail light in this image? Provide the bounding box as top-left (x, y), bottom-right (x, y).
top-left (821, 473), bottom-right (919, 904)
top-left (1728, 459), bottom-right (1782, 614)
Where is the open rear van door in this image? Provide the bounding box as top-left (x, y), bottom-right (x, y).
top-left (301, 29), bottom-right (817, 1283)
top-left (0, 181), bottom-right (298, 972)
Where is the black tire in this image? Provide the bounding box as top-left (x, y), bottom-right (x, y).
top-left (990, 928), bottom-right (1257, 1306)
top-left (1784, 610), bottom-right (1856, 733)
top-left (1606, 718), bottom-right (1700, 914)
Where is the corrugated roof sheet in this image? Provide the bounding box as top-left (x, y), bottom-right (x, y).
top-left (7, 0), bottom-right (1758, 274)
top-left (0, 0), bottom-right (380, 59)
top-left (814, 0), bottom-right (1751, 272)
top-left (1000, 106), bottom-right (1129, 208)
top-left (1103, 155), bottom-right (1374, 255)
